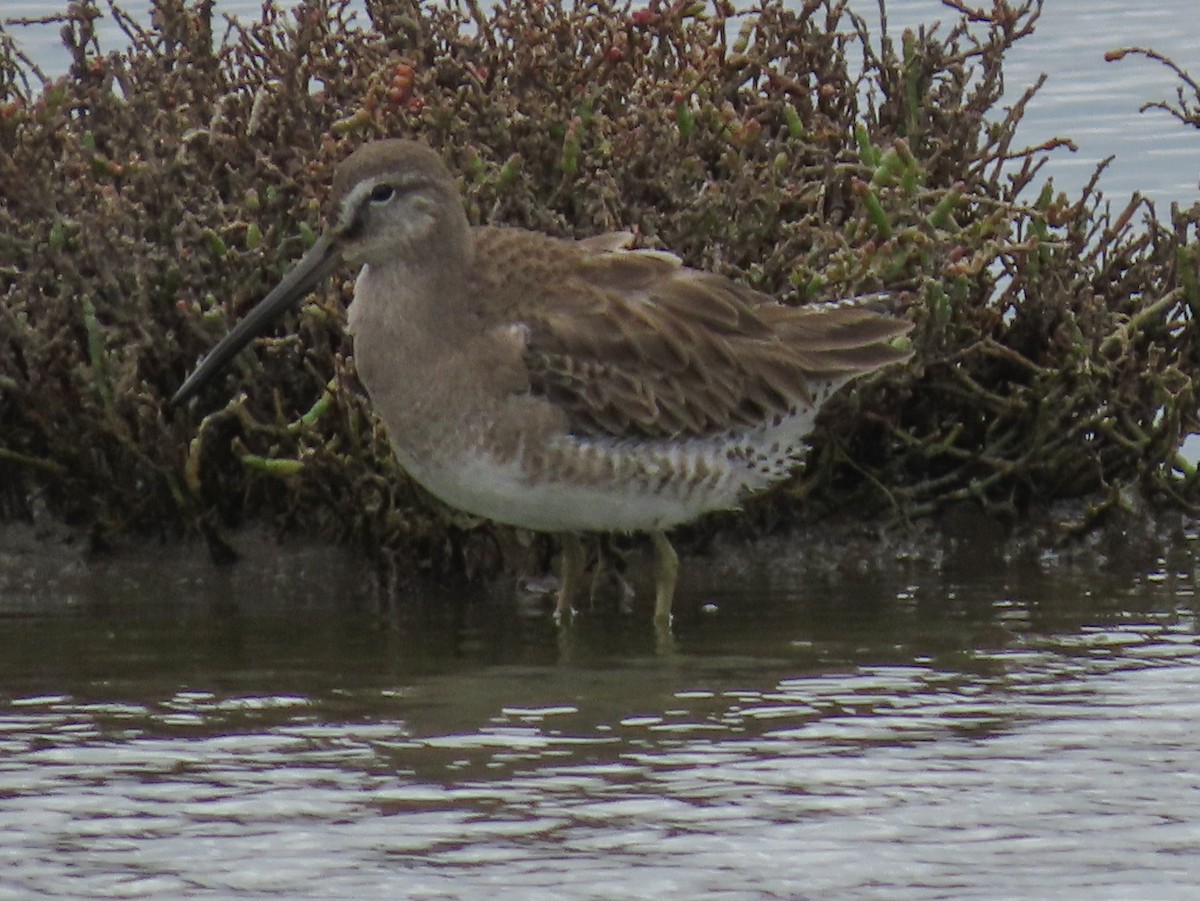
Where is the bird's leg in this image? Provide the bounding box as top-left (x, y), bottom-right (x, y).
top-left (650, 530), bottom-right (679, 626)
top-left (555, 533), bottom-right (586, 624)
top-left (591, 537), bottom-right (635, 613)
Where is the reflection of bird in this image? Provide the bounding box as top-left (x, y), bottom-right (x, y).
top-left (174, 140), bottom-right (912, 626)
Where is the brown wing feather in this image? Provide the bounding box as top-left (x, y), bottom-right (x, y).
top-left (468, 227), bottom-right (911, 441)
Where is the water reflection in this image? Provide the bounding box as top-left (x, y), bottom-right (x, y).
top-left (1, 532), bottom-right (1198, 897)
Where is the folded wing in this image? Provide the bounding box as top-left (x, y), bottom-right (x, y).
top-left (473, 229), bottom-right (911, 442)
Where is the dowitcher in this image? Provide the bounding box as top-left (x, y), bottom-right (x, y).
top-left (173, 139), bottom-right (911, 625)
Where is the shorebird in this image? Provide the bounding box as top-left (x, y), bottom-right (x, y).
top-left (173, 139), bottom-right (912, 625)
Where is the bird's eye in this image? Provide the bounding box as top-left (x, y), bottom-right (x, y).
top-left (369, 184), bottom-right (396, 204)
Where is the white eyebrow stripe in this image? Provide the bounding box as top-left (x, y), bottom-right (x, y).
top-left (338, 175), bottom-right (434, 229)
top-left (338, 180), bottom-right (376, 229)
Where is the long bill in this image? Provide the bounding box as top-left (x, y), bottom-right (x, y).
top-left (171, 233), bottom-right (343, 406)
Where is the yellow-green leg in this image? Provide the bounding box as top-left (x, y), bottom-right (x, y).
top-left (555, 533), bottom-right (586, 624)
top-left (651, 530), bottom-right (679, 626)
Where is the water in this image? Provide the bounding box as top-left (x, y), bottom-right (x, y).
top-left (870, 0), bottom-right (1200, 206)
top-left (2, 529), bottom-right (1199, 897)
top-left (5, 0), bottom-right (1199, 204)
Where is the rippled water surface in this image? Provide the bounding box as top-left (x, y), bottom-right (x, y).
top-left (2, 533), bottom-right (1199, 898)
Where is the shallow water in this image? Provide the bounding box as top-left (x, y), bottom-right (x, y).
top-left (2, 532), bottom-right (1198, 898)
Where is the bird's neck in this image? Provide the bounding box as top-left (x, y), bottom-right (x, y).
top-left (349, 256), bottom-right (474, 344)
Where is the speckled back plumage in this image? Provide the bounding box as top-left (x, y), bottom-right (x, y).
top-left (464, 227), bottom-right (910, 443)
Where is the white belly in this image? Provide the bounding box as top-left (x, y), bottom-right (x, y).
top-left (390, 445), bottom-right (709, 532)
top-left (388, 422), bottom-right (815, 535)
